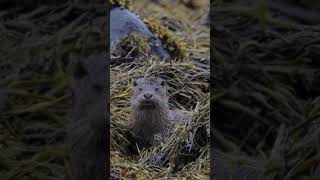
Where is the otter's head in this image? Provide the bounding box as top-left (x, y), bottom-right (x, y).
top-left (131, 76), bottom-right (168, 111)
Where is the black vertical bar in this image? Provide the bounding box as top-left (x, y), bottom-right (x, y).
top-left (210, 0), bottom-right (214, 179)
top-left (105, 0), bottom-right (111, 179)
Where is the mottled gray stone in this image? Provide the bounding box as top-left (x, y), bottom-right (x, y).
top-left (110, 7), bottom-right (170, 60)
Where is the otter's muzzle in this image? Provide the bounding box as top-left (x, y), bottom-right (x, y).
top-left (143, 92), bottom-right (153, 100)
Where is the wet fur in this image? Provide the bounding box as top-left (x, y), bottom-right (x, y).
top-left (128, 76), bottom-right (173, 147)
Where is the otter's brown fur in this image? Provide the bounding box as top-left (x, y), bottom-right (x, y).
top-left (128, 76), bottom-right (190, 148)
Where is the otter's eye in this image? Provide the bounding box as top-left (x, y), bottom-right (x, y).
top-left (155, 88), bottom-right (159, 91)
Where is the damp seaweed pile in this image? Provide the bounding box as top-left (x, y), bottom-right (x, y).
top-left (110, 60), bottom-right (210, 179)
top-left (110, 0), bottom-right (210, 179)
top-left (212, 0), bottom-right (320, 179)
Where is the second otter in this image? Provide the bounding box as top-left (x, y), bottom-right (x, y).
top-left (128, 76), bottom-right (191, 148)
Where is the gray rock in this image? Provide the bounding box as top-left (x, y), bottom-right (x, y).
top-left (110, 7), bottom-right (170, 61)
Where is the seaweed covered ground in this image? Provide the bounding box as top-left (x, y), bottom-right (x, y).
top-left (212, 0), bottom-right (320, 179)
top-left (110, 0), bottom-right (210, 179)
top-left (110, 60), bottom-right (210, 179)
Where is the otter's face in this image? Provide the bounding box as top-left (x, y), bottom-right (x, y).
top-left (131, 77), bottom-right (167, 110)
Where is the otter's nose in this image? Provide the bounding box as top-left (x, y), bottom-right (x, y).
top-left (143, 92), bottom-right (153, 99)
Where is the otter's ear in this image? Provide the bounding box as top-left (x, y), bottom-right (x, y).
top-left (133, 80), bottom-right (137, 87)
top-left (160, 80), bottom-right (166, 87)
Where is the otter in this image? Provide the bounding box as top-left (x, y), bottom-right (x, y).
top-left (128, 76), bottom-right (191, 148)
top-left (67, 53), bottom-right (107, 180)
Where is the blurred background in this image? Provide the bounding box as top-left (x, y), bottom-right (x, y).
top-left (212, 0), bottom-right (320, 179)
top-left (0, 0), bottom-right (106, 179)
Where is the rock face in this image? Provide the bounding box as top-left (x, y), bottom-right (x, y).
top-left (110, 7), bottom-right (170, 60)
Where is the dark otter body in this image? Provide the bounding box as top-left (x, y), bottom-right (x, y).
top-left (67, 53), bottom-right (107, 180)
top-left (0, 89), bottom-right (7, 112)
top-left (128, 76), bottom-right (191, 148)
